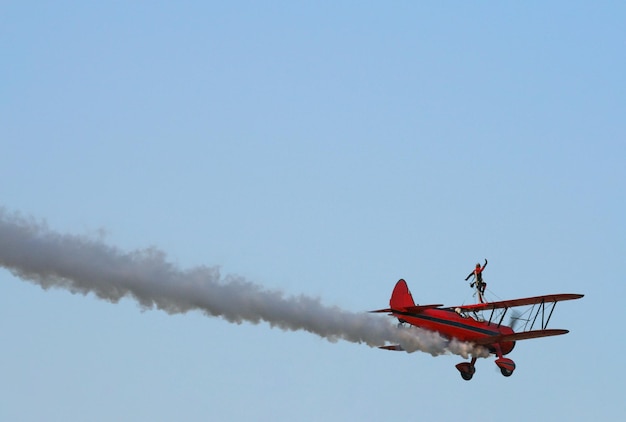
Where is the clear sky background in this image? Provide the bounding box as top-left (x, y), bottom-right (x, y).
top-left (1, 2), bottom-right (624, 421)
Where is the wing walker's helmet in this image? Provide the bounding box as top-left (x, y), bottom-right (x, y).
top-left (476, 263), bottom-right (481, 268)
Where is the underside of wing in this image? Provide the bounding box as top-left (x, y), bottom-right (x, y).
top-left (472, 329), bottom-right (570, 345)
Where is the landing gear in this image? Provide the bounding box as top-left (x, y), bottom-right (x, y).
top-left (494, 345), bottom-right (516, 377)
top-left (455, 357), bottom-right (477, 381)
top-left (455, 347), bottom-right (517, 380)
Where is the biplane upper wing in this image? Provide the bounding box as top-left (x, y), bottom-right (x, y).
top-left (472, 328), bottom-right (570, 345)
top-left (454, 293), bottom-right (584, 312)
top-left (452, 293), bottom-right (583, 332)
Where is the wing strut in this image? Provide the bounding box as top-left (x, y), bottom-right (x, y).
top-left (529, 299), bottom-right (558, 330)
top-left (497, 307), bottom-right (508, 328)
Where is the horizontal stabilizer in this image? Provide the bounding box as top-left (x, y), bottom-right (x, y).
top-left (379, 345), bottom-right (404, 351)
top-left (370, 304), bottom-right (442, 314)
top-left (473, 329), bottom-right (570, 345)
top-left (405, 304), bottom-right (444, 313)
top-left (369, 308), bottom-right (394, 314)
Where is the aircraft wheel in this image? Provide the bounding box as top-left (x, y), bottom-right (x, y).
top-left (500, 367), bottom-right (513, 377)
top-left (456, 362), bottom-right (475, 381)
top-left (461, 371), bottom-right (474, 381)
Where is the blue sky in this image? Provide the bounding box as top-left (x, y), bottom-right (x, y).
top-left (1, 2), bottom-right (624, 421)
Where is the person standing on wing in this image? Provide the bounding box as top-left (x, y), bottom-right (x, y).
top-left (465, 259), bottom-right (488, 303)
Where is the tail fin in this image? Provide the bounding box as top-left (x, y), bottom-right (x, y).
top-left (390, 279), bottom-right (415, 310)
top-left (369, 279), bottom-right (440, 315)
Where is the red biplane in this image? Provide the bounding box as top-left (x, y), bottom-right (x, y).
top-left (372, 279), bottom-right (583, 380)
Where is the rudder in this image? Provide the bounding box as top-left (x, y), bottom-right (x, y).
top-left (390, 279), bottom-right (415, 310)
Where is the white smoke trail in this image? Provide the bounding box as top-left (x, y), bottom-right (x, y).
top-left (0, 208), bottom-right (487, 359)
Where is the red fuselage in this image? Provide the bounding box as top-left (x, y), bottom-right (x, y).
top-left (394, 308), bottom-right (515, 355)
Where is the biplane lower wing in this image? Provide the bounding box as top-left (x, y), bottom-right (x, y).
top-left (472, 328), bottom-right (570, 345)
top-left (379, 330), bottom-right (569, 351)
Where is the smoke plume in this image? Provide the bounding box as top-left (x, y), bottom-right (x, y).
top-left (0, 208), bottom-right (487, 358)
